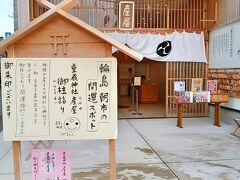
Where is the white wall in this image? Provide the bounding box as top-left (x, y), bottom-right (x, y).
top-left (221, 97), bottom-right (240, 111)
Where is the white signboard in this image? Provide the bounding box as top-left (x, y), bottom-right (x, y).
top-left (134, 77), bottom-right (141, 86)
top-left (174, 81), bottom-right (185, 92)
top-left (209, 20), bottom-right (240, 68)
top-left (1, 58), bottom-right (117, 141)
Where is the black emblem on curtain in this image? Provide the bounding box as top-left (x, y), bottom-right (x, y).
top-left (156, 41), bottom-right (172, 57)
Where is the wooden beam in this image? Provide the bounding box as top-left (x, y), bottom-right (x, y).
top-left (200, 19), bottom-right (217, 22)
top-left (215, 1), bottom-right (218, 23)
top-left (36, 0), bottom-right (77, 11)
top-left (36, 0), bottom-right (54, 9)
top-left (61, 0), bottom-right (78, 11)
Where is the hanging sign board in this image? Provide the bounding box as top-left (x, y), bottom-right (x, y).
top-left (119, 1), bottom-right (135, 30)
top-left (1, 58), bottom-right (117, 141)
top-left (32, 148), bottom-right (71, 180)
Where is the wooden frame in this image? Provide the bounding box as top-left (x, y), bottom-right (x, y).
top-left (200, 2), bottom-right (218, 23)
top-left (231, 117), bottom-right (240, 138)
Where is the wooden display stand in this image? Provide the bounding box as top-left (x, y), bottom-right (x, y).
top-left (175, 102), bottom-right (207, 128)
top-left (210, 93), bottom-right (229, 127)
top-left (0, 1), bottom-right (143, 179)
top-left (174, 93), bottom-right (229, 128)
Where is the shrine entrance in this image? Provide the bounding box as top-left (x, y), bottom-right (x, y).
top-left (115, 51), bottom-right (167, 119)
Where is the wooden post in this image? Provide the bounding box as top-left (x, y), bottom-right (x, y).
top-left (12, 141), bottom-right (23, 180)
top-left (203, 0), bottom-right (207, 29)
top-left (9, 43), bottom-right (23, 180)
top-left (109, 139), bottom-right (116, 180)
top-left (177, 103), bottom-right (183, 128)
top-left (165, 62), bottom-right (169, 117)
top-left (167, 1), bottom-right (170, 29)
top-left (214, 102), bottom-right (221, 127)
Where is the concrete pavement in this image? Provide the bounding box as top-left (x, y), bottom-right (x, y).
top-left (0, 117), bottom-right (240, 179)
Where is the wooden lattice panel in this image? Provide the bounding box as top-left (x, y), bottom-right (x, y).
top-left (31, 0), bottom-right (208, 30)
top-left (166, 62), bottom-right (208, 117)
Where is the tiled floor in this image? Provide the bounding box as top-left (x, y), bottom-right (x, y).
top-left (1, 117), bottom-right (240, 179)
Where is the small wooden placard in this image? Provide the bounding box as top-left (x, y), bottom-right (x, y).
top-left (119, 1), bottom-right (135, 30)
top-left (210, 93), bottom-right (229, 103)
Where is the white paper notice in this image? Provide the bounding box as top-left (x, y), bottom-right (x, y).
top-left (1, 58), bottom-right (117, 141)
top-left (134, 77), bottom-right (141, 86)
top-left (174, 81), bottom-right (185, 92)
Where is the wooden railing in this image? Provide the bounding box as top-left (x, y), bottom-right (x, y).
top-left (30, 0), bottom-right (209, 30)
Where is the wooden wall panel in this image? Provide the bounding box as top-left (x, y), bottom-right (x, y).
top-left (149, 61), bottom-right (166, 101)
top-left (13, 43), bottom-right (108, 58)
top-left (215, 0), bottom-right (240, 28)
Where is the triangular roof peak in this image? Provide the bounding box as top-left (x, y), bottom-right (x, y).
top-left (0, 0), bottom-right (143, 61)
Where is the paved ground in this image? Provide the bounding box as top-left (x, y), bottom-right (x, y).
top-left (0, 117), bottom-right (240, 179)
